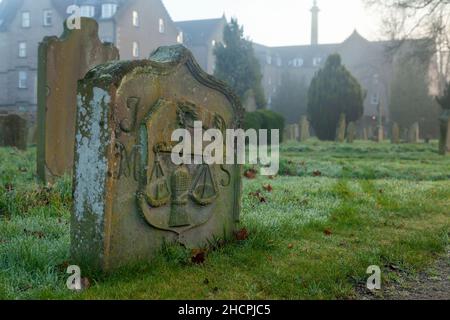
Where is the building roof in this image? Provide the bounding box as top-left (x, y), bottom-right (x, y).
top-left (175, 17), bottom-right (225, 46)
top-left (0, 0), bottom-right (134, 31)
top-left (0, 0), bottom-right (24, 31)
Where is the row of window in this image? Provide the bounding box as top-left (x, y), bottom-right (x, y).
top-left (19, 7), bottom-right (167, 33)
top-left (21, 10), bottom-right (52, 28)
top-left (265, 55), bottom-right (323, 68)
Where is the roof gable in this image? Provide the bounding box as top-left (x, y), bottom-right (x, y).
top-left (176, 17), bottom-right (225, 46)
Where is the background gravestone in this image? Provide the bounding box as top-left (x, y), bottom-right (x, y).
top-left (336, 113), bottom-right (346, 143)
top-left (346, 122), bottom-right (356, 143)
top-left (391, 122), bottom-right (400, 144)
top-left (362, 127), bottom-right (368, 140)
top-left (298, 116), bottom-right (310, 142)
top-left (72, 45), bottom-right (244, 271)
top-left (408, 122), bottom-right (420, 143)
top-left (439, 110), bottom-right (450, 155)
top-left (37, 18), bottom-right (119, 183)
top-left (0, 114), bottom-right (27, 150)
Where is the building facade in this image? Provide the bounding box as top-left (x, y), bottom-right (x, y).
top-left (0, 0), bottom-right (181, 116)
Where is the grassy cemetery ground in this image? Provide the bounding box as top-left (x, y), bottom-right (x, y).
top-left (0, 140), bottom-right (449, 299)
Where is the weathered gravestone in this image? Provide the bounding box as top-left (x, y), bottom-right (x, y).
top-left (0, 114), bottom-right (27, 150)
top-left (408, 122), bottom-right (420, 143)
top-left (72, 45), bottom-right (244, 271)
top-left (439, 110), bottom-right (450, 155)
top-left (336, 113), bottom-right (346, 143)
top-left (375, 125), bottom-right (384, 143)
top-left (298, 116), bottom-right (310, 142)
top-left (346, 122), bottom-right (356, 143)
top-left (27, 124), bottom-right (38, 146)
top-left (37, 18), bottom-right (119, 183)
top-left (362, 127), bottom-right (368, 141)
top-left (391, 122), bottom-right (400, 144)
top-left (283, 127), bottom-right (290, 142)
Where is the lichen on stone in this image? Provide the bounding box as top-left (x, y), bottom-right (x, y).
top-left (74, 87), bottom-right (110, 229)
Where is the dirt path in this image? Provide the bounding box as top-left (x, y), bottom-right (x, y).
top-left (357, 249), bottom-right (449, 300)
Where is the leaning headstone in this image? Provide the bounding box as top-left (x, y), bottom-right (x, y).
top-left (72, 45), bottom-right (244, 271)
top-left (37, 18), bottom-right (119, 183)
top-left (408, 122), bottom-right (420, 143)
top-left (336, 113), bottom-right (346, 143)
top-left (439, 110), bottom-right (450, 155)
top-left (298, 116), bottom-right (310, 142)
top-left (391, 122), bottom-right (400, 144)
top-left (346, 122), bottom-right (356, 143)
top-left (0, 114), bottom-right (27, 150)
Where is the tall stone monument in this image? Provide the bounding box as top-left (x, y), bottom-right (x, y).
top-left (298, 116), bottom-right (310, 142)
top-left (37, 18), bottom-right (119, 183)
top-left (72, 45), bottom-right (244, 271)
top-left (0, 114), bottom-right (27, 150)
top-left (439, 110), bottom-right (450, 155)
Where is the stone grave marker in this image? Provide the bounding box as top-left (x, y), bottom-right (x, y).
top-left (391, 122), bottom-right (400, 144)
top-left (72, 45), bottom-right (244, 271)
top-left (408, 122), bottom-right (420, 143)
top-left (298, 116), bottom-right (310, 142)
top-left (0, 114), bottom-right (27, 150)
top-left (336, 113), bottom-right (346, 143)
top-left (439, 110), bottom-right (450, 155)
top-left (346, 122), bottom-right (356, 143)
top-left (37, 18), bottom-right (119, 183)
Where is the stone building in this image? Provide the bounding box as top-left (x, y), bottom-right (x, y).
top-left (0, 0), bottom-right (181, 116)
top-left (175, 16), bottom-right (227, 75)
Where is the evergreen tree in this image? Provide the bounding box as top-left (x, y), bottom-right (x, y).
top-left (214, 19), bottom-right (266, 108)
top-left (272, 72), bottom-right (308, 124)
top-left (307, 54), bottom-right (364, 141)
top-left (390, 57), bottom-right (441, 138)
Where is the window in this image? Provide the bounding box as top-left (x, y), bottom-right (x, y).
top-left (266, 54), bottom-right (272, 65)
top-left (159, 18), bottom-right (165, 33)
top-left (371, 92), bottom-right (380, 105)
top-left (43, 10), bottom-right (52, 26)
top-left (18, 71), bottom-right (27, 89)
top-left (211, 40), bottom-right (216, 47)
top-left (133, 11), bottom-right (139, 27)
top-left (18, 42), bottom-right (27, 58)
top-left (276, 56), bottom-right (282, 67)
top-left (102, 3), bottom-right (117, 18)
top-left (313, 57), bottom-right (322, 66)
top-left (292, 58), bottom-right (303, 67)
top-left (80, 5), bottom-right (95, 18)
top-left (132, 42), bottom-right (139, 58)
top-left (177, 32), bottom-right (183, 44)
top-left (21, 11), bottom-right (30, 28)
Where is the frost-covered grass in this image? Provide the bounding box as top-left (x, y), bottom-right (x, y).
top-left (0, 141), bottom-right (449, 299)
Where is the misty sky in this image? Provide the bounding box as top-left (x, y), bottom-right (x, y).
top-left (163, 0), bottom-right (382, 46)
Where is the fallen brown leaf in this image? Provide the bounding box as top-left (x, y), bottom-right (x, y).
top-left (244, 168), bottom-right (257, 179)
top-left (263, 184), bottom-right (273, 192)
top-left (313, 170), bottom-right (322, 177)
top-left (81, 277), bottom-right (91, 290)
top-left (324, 228), bottom-right (333, 236)
top-left (234, 228), bottom-right (249, 241)
top-left (191, 249), bottom-right (207, 264)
